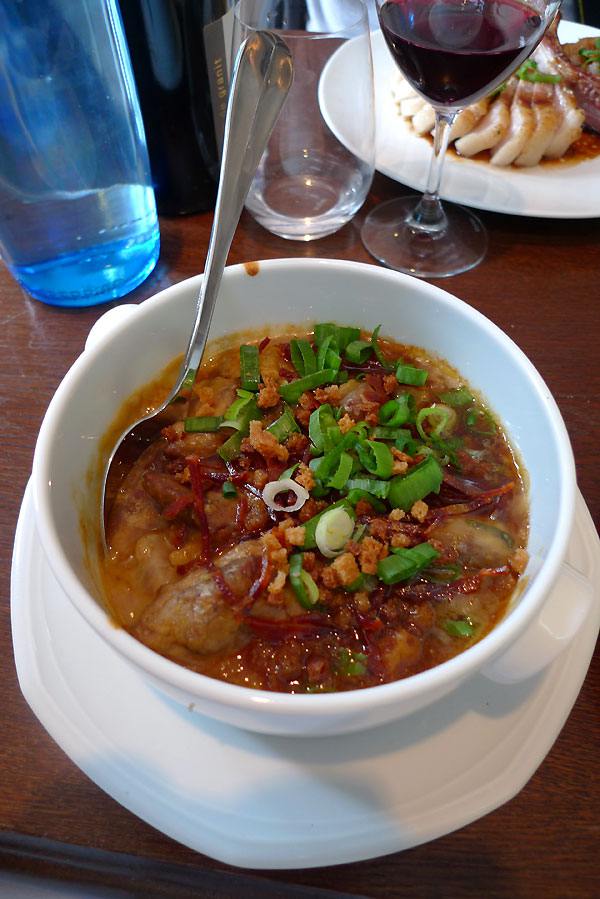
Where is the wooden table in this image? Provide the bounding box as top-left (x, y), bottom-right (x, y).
top-left (1, 173), bottom-right (598, 898)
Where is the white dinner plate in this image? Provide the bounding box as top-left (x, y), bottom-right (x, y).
top-left (10, 482), bottom-right (600, 870)
top-left (320, 21), bottom-right (600, 218)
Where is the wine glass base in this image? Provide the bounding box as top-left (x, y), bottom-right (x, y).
top-left (361, 195), bottom-right (488, 279)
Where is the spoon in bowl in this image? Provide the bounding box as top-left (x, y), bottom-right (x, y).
top-left (100, 31), bottom-right (293, 550)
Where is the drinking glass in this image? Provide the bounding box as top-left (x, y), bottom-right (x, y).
top-left (362, 0), bottom-right (562, 278)
top-left (233, 0), bottom-right (375, 241)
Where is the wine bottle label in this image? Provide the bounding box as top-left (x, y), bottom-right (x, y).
top-left (203, 8), bottom-right (235, 158)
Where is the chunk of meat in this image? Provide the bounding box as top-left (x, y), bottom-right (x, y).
top-left (541, 24), bottom-right (600, 133)
top-left (490, 81), bottom-right (536, 166)
top-left (134, 540), bottom-right (264, 657)
top-left (449, 98), bottom-right (489, 140)
top-left (514, 82), bottom-right (561, 167)
top-left (428, 516), bottom-right (513, 569)
top-left (189, 375), bottom-right (237, 418)
top-left (544, 84), bottom-right (585, 159)
top-left (339, 379), bottom-right (385, 423)
top-left (455, 84), bottom-right (514, 157)
top-left (106, 443), bottom-right (166, 558)
top-left (141, 469), bottom-right (269, 542)
top-left (134, 533), bottom-right (178, 597)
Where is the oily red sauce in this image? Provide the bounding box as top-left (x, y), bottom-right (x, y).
top-left (100, 327), bottom-right (529, 694)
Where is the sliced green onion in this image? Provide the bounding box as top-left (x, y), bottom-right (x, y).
top-left (279, 368), bottom-right (339, 405)
top-left (336, 648), bottom-right (368, 676)
top-left (356, 439), bottom-right (394, 479)
top-left (181, 367), bottom-right (197, 391)
top-left (315, 334), bottom-right (342, 373)
top-left (326, 451), bottom-right (354, 491)
top-left (289, 553), bottom-right (320, 609)
top-left (439, 386), bottom-right (474, 407)
top-left (371, 426), bottom-right (413, 442)
top-left (224, 388), bottom-right (255, 422)
top-left (315, 506), bottom-right (355, 557)
top-left (240, 344), bottom-right (261, 392)
top-left (262, 478), bottom-right (309, 512)
top-left (311, 427), bottom-right (362, 482)
top-left (370, 324), bottom-right (394, 371)
top-left (579, 40), bottom-right (600, 66)
top-left (218, 396), bottom-right (261, 462)
top-left (416, 404), bottom-right (457, 441)
top-left (290, 338), bottom-right (317, 378)
top-left (516, 59), bottom-right (561, 83)
top-left (345, 477), bottom-right (390, 500)
top-left (314, 323), bottom-right (360, 353)
top-left (394, 433), bottom-right (419, 455)
top-left (222, 481), bottom-right (237, 498)
top-left (301, 499), bottom-right (354, 550)
top-left (345, 488), bottom-right (387, 512)
top-left (309, 404), bottom-right (340, 454)
top-left (343, 572), bottom-right (378, 593)
top-left (388, 455), bottom-right (443, 510)
top-left (379, 394), bottom-right (413, 427)
top-left (377, 542), bottom-right (439, 585)
top-left (466, 406), bottom-right (497, 434)
top-left (395, 362), bottom-right (428, 386)
top-left (443, 617), bottom-right (476, 638)
top-left (345, 339), bottom-right (372, 364)
top-left (266, 405), bottom-right (299, 442)
top-left (184, 415), bottom-right (224, 433)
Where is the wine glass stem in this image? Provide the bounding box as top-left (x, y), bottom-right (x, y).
top-left (408, 109), bottom-right (457, 234)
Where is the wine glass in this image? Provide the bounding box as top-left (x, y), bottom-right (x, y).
top-left (361, 0), bottom-right (562, 278)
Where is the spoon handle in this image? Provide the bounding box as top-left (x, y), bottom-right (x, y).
top-left (179, 31), bottom-right (293, 384)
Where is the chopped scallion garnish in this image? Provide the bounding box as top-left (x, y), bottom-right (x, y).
top-left (377, 542), bottom-right (439, 585)
top-left (288, 553), bottom-right (320, 609)
top-left (336, 648), bottom-right (368, 676)
top-left (516, 59), bottom-right (561, 83)
top-left (379, 394), bottom-right (413, 427)
top-left (184, 415), bottom-right (223, 433)
top-left (290, 338), bottom-right (317, 378)
top-left (240, 345), bottom-right (261, 392)
top-left (356, 439), bottom-right (394, 479)
top-left (370, 324), bottom-right (394, 371)
top-left (266, 405), bottom-right (300, 442)
top-left (345, 339), bottom-right (373, 364)
top-left (443, 618), bottom-right (476, 638)
top-left (279, 368), bottom-right (339, 404)
top-left (387, 455), bottom-right (442, 510)
top-left (395, 362), bottom-right (428, 386)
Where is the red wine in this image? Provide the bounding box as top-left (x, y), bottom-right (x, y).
top-left (379, 0), bottom-right (549, 107)
top-left (118, 1), bottom-right (233, 216)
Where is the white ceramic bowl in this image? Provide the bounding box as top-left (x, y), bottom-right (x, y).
top-left (31, 259), bottom-right (591, 736)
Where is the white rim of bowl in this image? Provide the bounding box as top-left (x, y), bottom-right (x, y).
top-left (31, 258), bottom-right (576, 720)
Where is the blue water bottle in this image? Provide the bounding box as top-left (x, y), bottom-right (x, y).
top-left (0, 0), bottom-right (160, 307)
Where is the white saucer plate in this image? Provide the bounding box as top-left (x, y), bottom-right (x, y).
top-left (11, 483), bottom-right (600, 870)
top-left (320, 21), bottom-right (600, 219)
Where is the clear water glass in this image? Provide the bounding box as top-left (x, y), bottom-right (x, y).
top-left (233, 0), bottom-right (375, 241)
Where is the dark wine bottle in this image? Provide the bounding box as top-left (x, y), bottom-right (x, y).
top-left (118, 0), bottom-right (233, 216)
top-left (576, 1), bottom-right (600, 27)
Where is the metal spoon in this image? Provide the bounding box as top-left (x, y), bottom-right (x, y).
top-left (101, 31), bottom-right (293, 549)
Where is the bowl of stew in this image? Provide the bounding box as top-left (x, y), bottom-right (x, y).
top-left (31, 258), bottom-right (580, 736)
